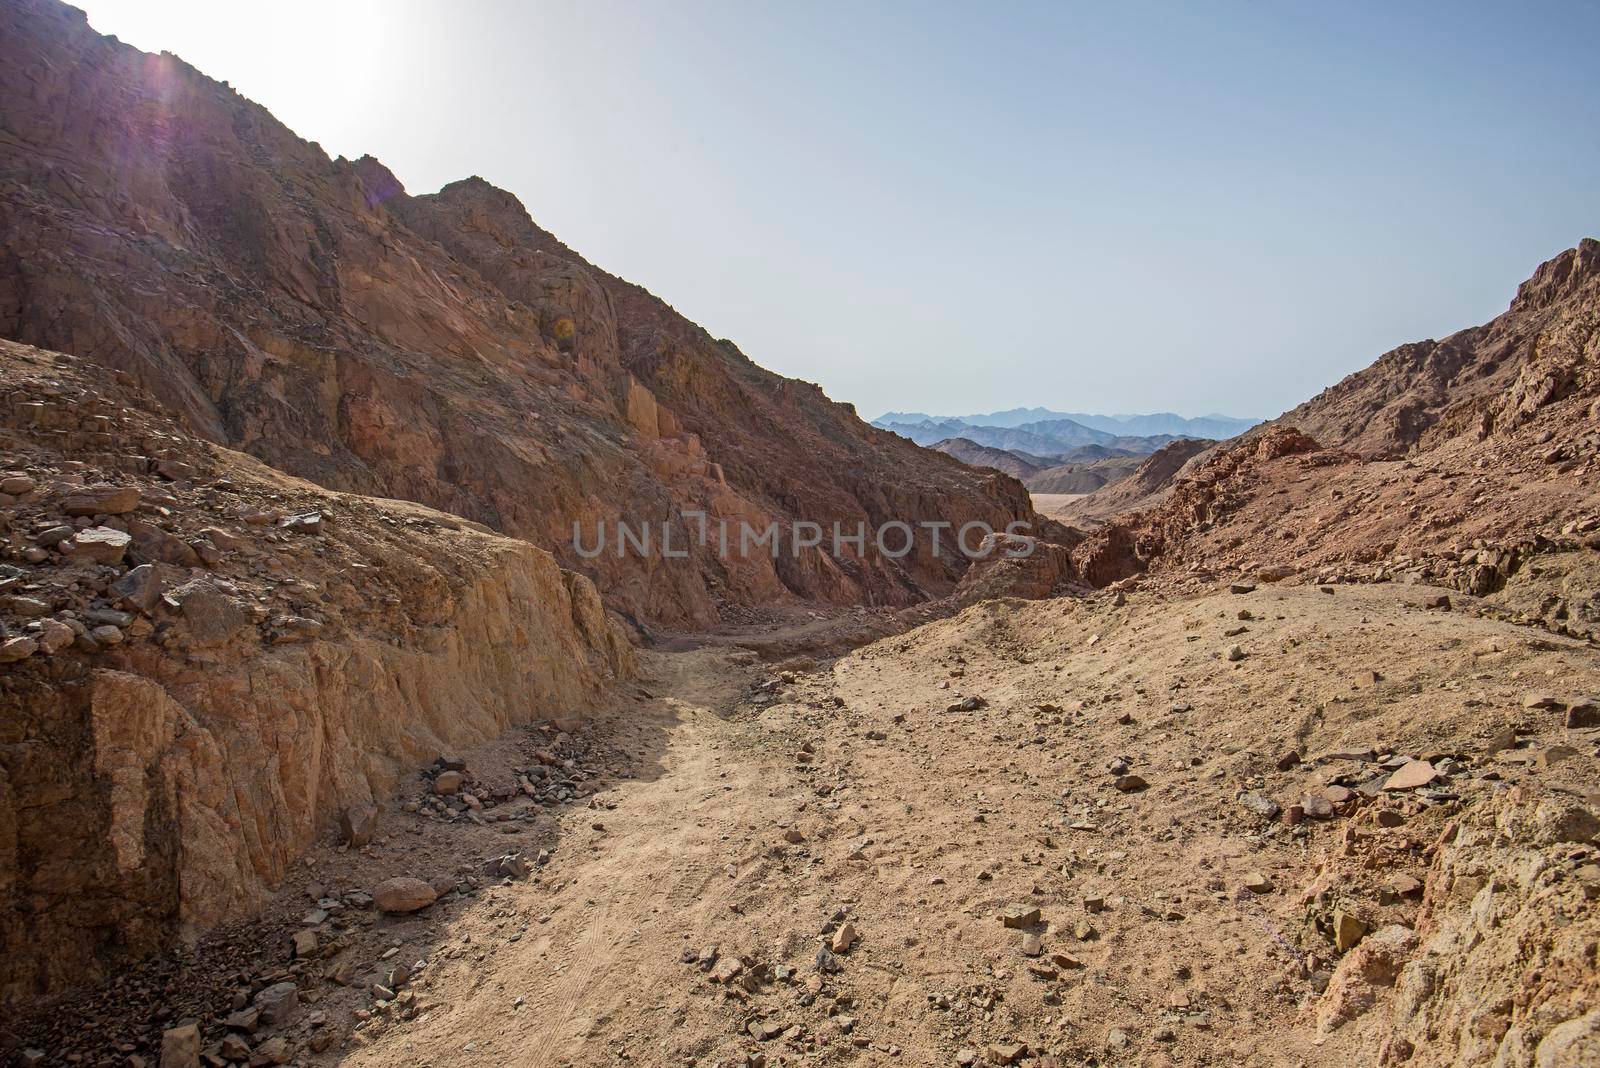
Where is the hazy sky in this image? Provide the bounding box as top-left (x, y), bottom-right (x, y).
top-left (77, 1), bottom-right (1599, 422)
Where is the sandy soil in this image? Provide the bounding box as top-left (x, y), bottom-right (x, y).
top-left (188, 581), bottom-right (1595, 1068)
top-left (1028, 493), bottom-right (1088, 521)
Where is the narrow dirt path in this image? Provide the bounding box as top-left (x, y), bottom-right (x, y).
top-left (340, 646), bottom-right (811, 1067)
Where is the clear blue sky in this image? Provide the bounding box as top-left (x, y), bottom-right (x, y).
top-left (78, 0), bottom-right (1600, 421)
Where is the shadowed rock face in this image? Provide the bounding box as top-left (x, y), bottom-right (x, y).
top-left (0, 0), bottom-right (1033, 628)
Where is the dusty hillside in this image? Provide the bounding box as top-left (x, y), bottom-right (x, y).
top-left (1066, 390), bottom-right (1600, 618)
top-left (1024, 453), bottom-right (1147, 495)
top-left (0, 339), bottom-right (631, 1011)
top-left (1055, 241), bottom-right (1599, 530)
top-left (0, 0), bottom-right (1034, 628)
top-left (1050, 438), bottom-right (1213, 523)
top-left (1277, 239), bottom-right (1600, 459)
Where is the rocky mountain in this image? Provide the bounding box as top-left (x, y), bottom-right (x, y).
top-left (0, 0), bottom-right (1033, 630)
top-left (931, 438), bottom-right (1152, 496)
top-left (1052, 444), bottom-right (1140, 462)
top-left (1057, 239), bottom-right (1600, 532)
top-left (1275, 239), bottom-right (1600, 458)
top-left (1044, 437), bottom-right (1211, 519)
top-left (927, 438), bottom-right (1050, 480)
top-left (877, 417), bottom-right (1179, 457)
top-left (1023, 453), bottom-right (1147, 495)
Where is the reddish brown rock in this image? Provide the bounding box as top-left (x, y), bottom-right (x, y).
top-left (1383, 760), bottom-right (1438, 791)
top-left (372, 877), bottom-right (438, 914)
top-left (66, 525), bottom-right (131, 564)
top-left (60, 485), bottom-right (140, 517)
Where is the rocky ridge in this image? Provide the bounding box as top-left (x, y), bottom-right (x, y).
top-left (929, 439), bottom-right (1053, 482)
top-left (1279, 239), bottom-right (1600, 459)
top-left (0, 0), bottom-right (1034, 630)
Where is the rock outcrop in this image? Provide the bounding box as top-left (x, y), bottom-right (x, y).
top-left (1373, 788), bottom-right (1600, 1066)
top-left (1068, 427), bottom-right (1331, 585)
top-left (0, 0), bottom-right (1035, 629)
top-left (0, 340), bottom-right (631, 1008)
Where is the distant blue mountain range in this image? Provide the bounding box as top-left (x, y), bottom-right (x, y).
top-left (874, 408), bottom-right (1259, 442)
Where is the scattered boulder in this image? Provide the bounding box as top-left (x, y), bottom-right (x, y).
top-left (36, 618), bottom-right (74, 654)
top-left (167, 578), bottom-right (251, 646)
top-left (248, 1035), bottom-right (289, 1066)
top-left (61, 484), bottom-right (140, 516)
top-left (1302, 794), bottom-right (1335, 819)
top-left (127, 519), bottom-right (202, 567)
top-left (340, 803), bottom-right (379, 848)
top-left (279, 510), bottom-right (323, 534)
top-left (110, 563), bottom-right (163, 613)
top-left (159, 1022), bottom-right (201, 1068)
top-left (35, 524), bottom-right (73, 547)
top-left (487, 852), bottom-right (532, 879)
top-left (3, 595), bottom-right (50, 617)
top-left (373, 876), bottom-right (438, 914)
top-left (987, 1042), bottom-right (1027, 1065)
top-left (198, 526), bottom-right (245, 551)
top-left (219, 1034), bottom-right (252, 1062)
top-left (68, 525), bottom-right (132, 564)
top-left (1333, 910), bottom-right (1367, 953)
top-left (1567, 699), bottom-right (1600, 729)
top-left (1383, 760), bottom-right (1437, 791)
top-left (89, 624), bottom-right (124, 645)
top-left (290, 929), bottom-right (318, 958)
top-left (253, 981), bottom-right (299, 1026)
top-left (1238, 792), bottom-right (1281, 820)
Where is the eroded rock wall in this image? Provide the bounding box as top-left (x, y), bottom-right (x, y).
top-left (0, 340), bottom-right (632, 1007)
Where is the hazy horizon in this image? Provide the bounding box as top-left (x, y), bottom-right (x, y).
top-left (75, 1), bottom-right (1600, 422)
top-left (870, 407), bottom-right (1259, 423)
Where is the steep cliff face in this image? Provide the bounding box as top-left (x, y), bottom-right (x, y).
top-left (0, 0), bottom-right (1034, 628)
top-left (0, 339), bottom-right (632, 1007)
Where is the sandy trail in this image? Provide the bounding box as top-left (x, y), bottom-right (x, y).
top-left (276, 584), bottom-right (1599, 1067)
top-left (339, 647), bottom-right (781, 1067)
